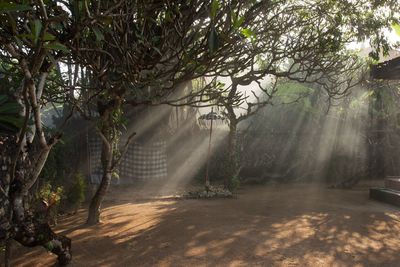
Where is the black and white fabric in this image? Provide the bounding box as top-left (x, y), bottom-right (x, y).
top-left (89, 137), bottom-right (167, 184)
top-left (88, 137), bottom-right (103, 184)
top-left (120, 142), bottom-right (167, 180)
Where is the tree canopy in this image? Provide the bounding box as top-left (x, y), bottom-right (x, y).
top-left (0, 0), bottom-right (399, 265)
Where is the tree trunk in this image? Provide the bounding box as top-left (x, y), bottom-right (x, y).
top-left (87, 132), bottom-right (113, 225)
top-left (0, 188), bottom-right (12, 267)
top-left (1, 148), bottom-right (72, 266)
top-left (11, 147), bottom-right (51, 223)
top-left (87, 171), bottom-right (112, 225)
top-left (13, 215), bottom-right (71, 265)
top-left (225, 120), bottom-right (238, 189)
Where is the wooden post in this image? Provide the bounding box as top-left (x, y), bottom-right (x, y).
top-left (205, 107), bottom-right (214, 189)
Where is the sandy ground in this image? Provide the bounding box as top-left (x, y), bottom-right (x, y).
top-left (4, 182), bottom-right (400, 267)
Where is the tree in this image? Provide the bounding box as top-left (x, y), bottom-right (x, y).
top-left (0, 1), bottom-right (103, 264)
top-left (216, 56), bottom-right (362, 188)
top-left (198, 0), bottom-right (399, 188)
top-left (68, 0), bottom-right (290, 224)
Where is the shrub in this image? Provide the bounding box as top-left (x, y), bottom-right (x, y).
top-left (229, 175), bottom-right (241, 191)
top-left (65, 173), bottom-right (86, 212)
top-left (38, 183), bottom-right (64, 206)
top-left (35, 183), bottom-right (64, 225)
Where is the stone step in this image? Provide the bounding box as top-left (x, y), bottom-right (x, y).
top-left (370, 188), bottom-right (400, 207)
top-left (385, 177), bottom-right (400, 191)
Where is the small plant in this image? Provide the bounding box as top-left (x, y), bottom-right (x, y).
top-left (38, 183), bottom-right (64, 207)
top-left (45, 241), bottom-right (54, 251)
top-left (65, 172), bottom-right (86, 212)
top-left (229, 175), bottom-right (241, 191)
top-left (36, 183), bottom-right (64, 225)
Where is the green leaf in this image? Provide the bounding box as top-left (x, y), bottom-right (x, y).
top-left (0, 95), bottom-right (23, 133)
top-left (151, 35), bottom-right (160, 43)
top-left (165, 10), bottom-right (173, 23)
top-left (241, 28), bottom-right (255, 39)
top-left (19, 32), bottom-right (54, 43)
top-left (0, 115), bottom-right (23, 129)
top-left (0, 2), bottom-right (32, 12)
top-left (43, 32), bottom-right (56, 41)
top-left (92, 27), bottom-right (104, 42)
top-left (232, 14), bottom-right (244, 29)
top-left (392, 22), bottom-right (400, 37)
top-left (32, 19), bottom-right (42, 45)
top-left (17, 33), bottom-right (35, 41)
top-left (98, 15), bottom-right (113, 25)
top-left (208, 25), bottom-right (219, 54)
top-left (0, 102), bottom-right (22, 114)
top-left (153, 47), bottom-right (162, 56)
top-left (0, 95), bottom-right (7, 105)
top-left (14, 36), bottom-right (23, 47)
top-left (6, 12), bottom-right (16, 32)
top-left (276, 82), bottom-right (312, 103)
top-left (210, 0), bottom-right (219, 20)
top-left (44, 42), bottom-right (69, 52)
top-left (0, 95), bottom-right (21, 113)
top-left (112, 171), bottom-right (120, 179)
top-left (44, 242), bottom-right (54, 251)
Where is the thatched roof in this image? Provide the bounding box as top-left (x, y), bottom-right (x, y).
top-left (370, 56), bottom-right (400, 80)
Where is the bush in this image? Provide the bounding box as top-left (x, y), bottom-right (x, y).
top-left (65, 173), bottom-right (86, 212)
top-left (38, 183), bottom-right (64, 206)
top-left (35, 182), bottom-right (64, 225)
top-left (229, 175), bottom-right (241, 191)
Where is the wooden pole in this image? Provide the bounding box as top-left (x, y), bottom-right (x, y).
top-left (205, 107), bottom-right (214, 189)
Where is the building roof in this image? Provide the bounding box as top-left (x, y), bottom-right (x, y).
top-left (370, 56), bottom-right (400, 80)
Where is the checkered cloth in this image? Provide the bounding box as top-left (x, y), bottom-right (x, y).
top-left (89, 137), bottom-right (167, 184)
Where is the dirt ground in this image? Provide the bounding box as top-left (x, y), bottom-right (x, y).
top-left (5, 182), bottom-right (400, 267)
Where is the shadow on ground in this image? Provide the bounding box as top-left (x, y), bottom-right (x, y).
top-left (5, 183), bottom-right (400, 267)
